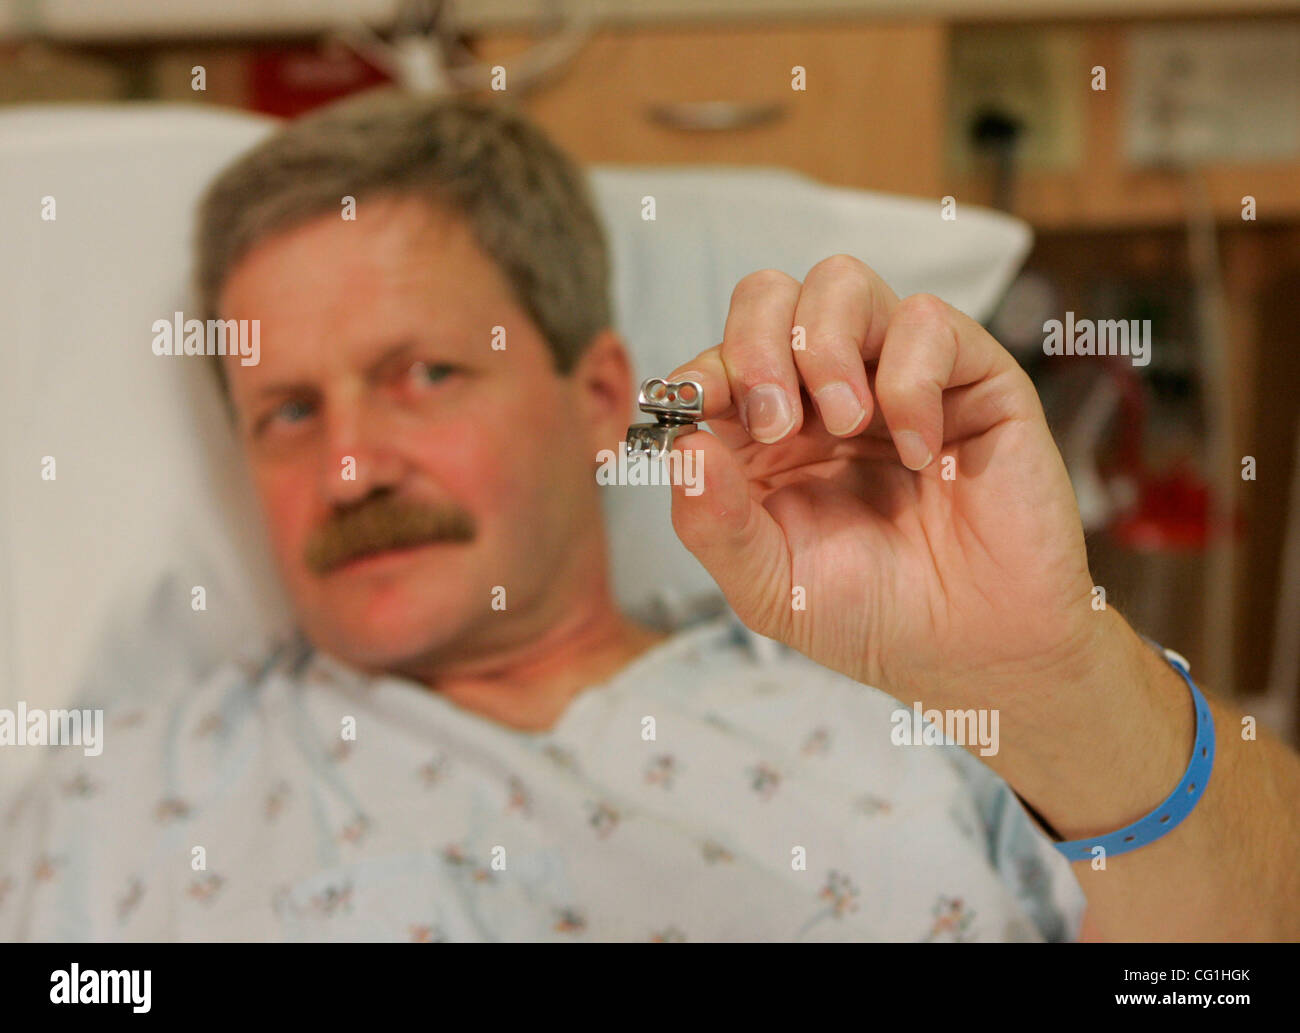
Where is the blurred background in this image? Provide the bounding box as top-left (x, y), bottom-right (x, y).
top-left (2, 0), bottom-right (1297, 742)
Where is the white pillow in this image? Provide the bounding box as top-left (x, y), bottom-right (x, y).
top-left (0, 104), bottom-right (1032, 748)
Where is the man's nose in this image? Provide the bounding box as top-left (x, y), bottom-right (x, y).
top-left (318, 397), bottom-right (404, 505)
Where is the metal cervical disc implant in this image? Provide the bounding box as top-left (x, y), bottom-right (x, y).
top-left (627, 377), bottom-right (704, 455)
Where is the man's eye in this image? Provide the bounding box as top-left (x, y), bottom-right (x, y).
top-left (256, 398), bottom-right (313, 433)
top-left (276, 398), bottom-right (313, 422)
top-left (407, 361), bottom-right (456, 389)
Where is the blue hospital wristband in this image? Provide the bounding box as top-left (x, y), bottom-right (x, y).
top-left (1048, 645), bottom-right (1216, 861)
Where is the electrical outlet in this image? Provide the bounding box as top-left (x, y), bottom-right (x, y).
top-left (1125, 23), bottom-right (1300, 167)
top-left (947, 27), bottom-right (1086, 174)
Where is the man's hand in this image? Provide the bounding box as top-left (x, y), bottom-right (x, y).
top-left (666, 255), bottom-right (1098, 711)
top-left (665, 255), bottom-right (1300, 941)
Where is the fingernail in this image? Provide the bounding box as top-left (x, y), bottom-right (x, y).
top-left (743, 384), bottom-right (795, 443)
top-left (814, 381), bottom-right (866, 436)
top-left (894, 430), bottom-right (932, 471)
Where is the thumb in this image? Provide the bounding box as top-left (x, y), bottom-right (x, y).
top-left (667, 430), bottom-right (791, 634)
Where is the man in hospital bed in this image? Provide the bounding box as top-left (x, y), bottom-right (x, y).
top-left (3, 93), bottom-right (1297, 942)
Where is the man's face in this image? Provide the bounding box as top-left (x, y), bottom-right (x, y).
top-left (219, 195), bottom-right (629, 672)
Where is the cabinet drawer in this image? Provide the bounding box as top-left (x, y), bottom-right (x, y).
top-left (478, 20), bottom-right (946, 197)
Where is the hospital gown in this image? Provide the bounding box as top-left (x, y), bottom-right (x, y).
top-left (0, 612), bottom-right (1087, 941)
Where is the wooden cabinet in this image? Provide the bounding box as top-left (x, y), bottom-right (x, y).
top-left (476, 20), bottom-right (948, 197)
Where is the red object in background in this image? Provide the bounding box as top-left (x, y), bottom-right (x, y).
top-left (1098, 361), bottom-right (1239, 553)
top-left (249, 47), bottom-right (391, 119)
top-left (1112, 464), bottom-right (1212, 552)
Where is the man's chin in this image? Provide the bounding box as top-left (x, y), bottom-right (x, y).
top-left (307, 608), bottom-right (477, 674)
top-left (292, 564), bottom-right (482, 673)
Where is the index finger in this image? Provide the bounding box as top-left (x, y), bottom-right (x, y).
top-left (664, 345), bottom-right (752, 452)
top-left (668, 255), bottom-right (901, 443)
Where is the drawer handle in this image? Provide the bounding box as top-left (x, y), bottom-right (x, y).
top-left (646, 100), bottom-right (785, 132)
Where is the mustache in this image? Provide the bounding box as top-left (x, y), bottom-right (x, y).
top-left (304, 493), bottom-right (476, 575)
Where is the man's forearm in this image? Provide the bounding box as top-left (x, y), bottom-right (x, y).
top-left (983, 608), bottom-right (1300, 941)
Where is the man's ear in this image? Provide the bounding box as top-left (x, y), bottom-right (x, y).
top-left (569, 328), bottom-right (635, 451)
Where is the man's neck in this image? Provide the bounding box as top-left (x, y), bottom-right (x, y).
top-left (394, 604), bottom-right (668, 733)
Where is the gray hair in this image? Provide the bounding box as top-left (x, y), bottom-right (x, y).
top-left (193, 91), bottom-right (612, 389)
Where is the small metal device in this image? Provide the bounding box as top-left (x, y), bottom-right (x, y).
top-left (627, 377), bottom-right (704, 455)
